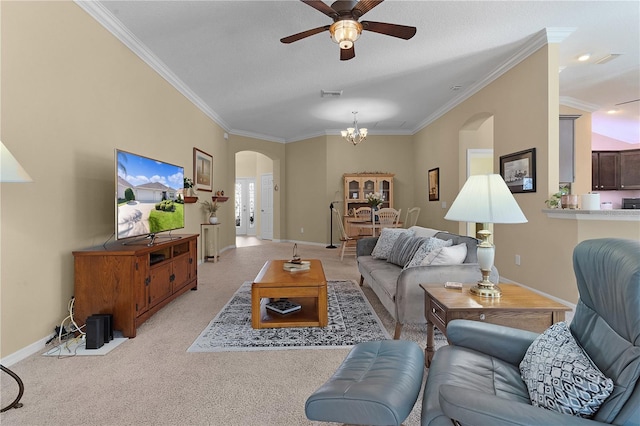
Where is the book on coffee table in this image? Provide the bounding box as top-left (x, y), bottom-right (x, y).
top-left (283, 260), bottom-right (311, 271)
top-left (265, 299), bottom-right (301, 315)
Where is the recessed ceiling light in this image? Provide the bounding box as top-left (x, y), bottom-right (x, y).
top-left (578, 53), bottom-right (591, 62)
top-left (558, 66), bottom-right (567, 73)
top-left (607, 109), bottom-right (619, 114)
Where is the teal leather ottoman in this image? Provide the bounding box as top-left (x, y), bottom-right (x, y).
top-left (305, 340), bottom-right (424, 426)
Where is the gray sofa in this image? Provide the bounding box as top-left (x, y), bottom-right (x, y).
top-left (357, 226), bottom-right (499, 339)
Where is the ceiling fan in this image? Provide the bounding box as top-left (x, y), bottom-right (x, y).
top-left (280, 0), bottom-right (417, 61)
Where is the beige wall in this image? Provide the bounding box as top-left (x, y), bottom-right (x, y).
top-left (413, 45), bottom-right (588, 303)
top-left (0, 1), bottom-right (230, 357)
top-left (1, 1), bottom-right (631, 361)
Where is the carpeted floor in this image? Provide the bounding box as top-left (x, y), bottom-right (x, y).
top-left (1, 238), bottom-right (445, 425)
top-left (188, 280), bottom-right (390, 352)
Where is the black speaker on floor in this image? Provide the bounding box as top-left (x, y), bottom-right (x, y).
top-left (92, 314), bottom-right (113, 342)
top-left (85, 316), bottom-right (105, 350)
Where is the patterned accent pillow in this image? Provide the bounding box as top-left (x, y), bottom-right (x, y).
top-left (386, 235), bottom-right (427, 267)
top-left (371, 228), bottom-right (414, 260)
top-left (404, 237), bottom-right (453, 269)
top-left (422, 242), bottom-right (467, 265)
top-left (520, 322), bottom-right (614, 418)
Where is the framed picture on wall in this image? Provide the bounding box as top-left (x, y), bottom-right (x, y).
top-left (500, 148), bottom-right (536, 193)
top-left (193, 148), bottom-right (213, 192)
top-left (428, 167), bottom-right (439, 201)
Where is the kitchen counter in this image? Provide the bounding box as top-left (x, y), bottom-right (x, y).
top-left (543, 209), bottom-right (640, 221)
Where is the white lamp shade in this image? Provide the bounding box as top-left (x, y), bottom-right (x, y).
top-left (1, 142), bottom-right (32, 182)
top-left (445, 174), bottom-right (527, 224)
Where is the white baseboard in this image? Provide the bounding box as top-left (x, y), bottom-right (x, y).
top-left (1, 334), bottom-right (50, 367)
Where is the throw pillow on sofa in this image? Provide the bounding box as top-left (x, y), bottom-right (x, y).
top-left (371, 228), bottom-right (415, 260)
top-left (421, 242), bottom-right (466, 266)
top-left (386, 234), bottom-right (427, 267)
top-left (519, 321), bottom-right (614, 419)
top-left (404, 237), bottom-right (453, 268)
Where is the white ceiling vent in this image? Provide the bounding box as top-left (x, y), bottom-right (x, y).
top-left (596, 54), bottom-right (622, 64)
top-left (321, 90), bottom-right (343, 98)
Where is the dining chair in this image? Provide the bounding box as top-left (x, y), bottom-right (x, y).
top-left (404, 207), bottom-right (421, 228)
top-left (375, 208), bottom-right (401, 235)
top-left (354, 207), bottom-right (372, 221)
top-left (333, 208), bottom-right (363, 260)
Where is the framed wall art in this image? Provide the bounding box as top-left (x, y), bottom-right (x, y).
top-left (500, 148), bottom-right (536, 193)
top-left (193, 148), bottom-right (213, 192)
top-left (428, 167), bottom-right (440, 201)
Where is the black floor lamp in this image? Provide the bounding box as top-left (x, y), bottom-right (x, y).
top-left (327, 201), bottom-right (338, 249)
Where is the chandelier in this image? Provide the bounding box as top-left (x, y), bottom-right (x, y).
top-left (341, 111), bottom-right (368, 146)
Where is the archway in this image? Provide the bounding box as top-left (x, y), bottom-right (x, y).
top-left (235, 151), bottom-right (273, 240)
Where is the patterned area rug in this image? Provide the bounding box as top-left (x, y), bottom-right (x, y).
top-left (187, 280), bottom-right (391, 352)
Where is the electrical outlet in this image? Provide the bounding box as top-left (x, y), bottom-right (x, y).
top-left (300, 227), bottom-right (304, 234)
top-left (441, 201), bottom-right (447, 209)
top-left (515, 254), bottom-right (521, 266)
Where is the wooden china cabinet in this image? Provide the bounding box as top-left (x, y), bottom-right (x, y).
top-left (343, 173), bottom-right (394, 234)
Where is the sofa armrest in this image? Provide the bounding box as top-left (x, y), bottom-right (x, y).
top-left (394, 264), bottom-right (499, 325)
top-left (356, 237), bottom-right (378, 257)
top-left (446, 320), bottom-right (539, 366)
top-left (439, 385), bottom-right (608, 426)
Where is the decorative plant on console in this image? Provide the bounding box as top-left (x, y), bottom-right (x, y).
top-left (201, 200), bottom-right (219, 224)
top-left (183, 177), bottom-right (198, 203)
top-left (545, 185), bottom-right (569, 209)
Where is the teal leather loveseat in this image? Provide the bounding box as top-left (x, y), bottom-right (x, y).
top-left (422, 238), bottom-right (640, 425)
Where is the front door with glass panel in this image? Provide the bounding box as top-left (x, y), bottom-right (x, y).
top-left (235, 178), bottom-right (256, 235)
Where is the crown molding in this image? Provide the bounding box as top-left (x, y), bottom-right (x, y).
top-left (72, 8), bottom-right (582, 143)
top-left (413, 27), bottom-right (576, 134)
top-left (560, 96), bottom-right (601, 112)
top-left (74, 1), bottom-right (231, 132)
top-left (228, 129), bottom-right (286, 144)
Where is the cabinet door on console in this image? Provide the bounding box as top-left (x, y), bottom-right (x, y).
top-left (134, 255), bottom-right (149, 317)
top-left (172, 252), bottom-right (191, 292)
top-left (149, 262), bottom-right (172, 308)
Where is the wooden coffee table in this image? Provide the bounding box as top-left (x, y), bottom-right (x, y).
top-left (420, 283), bottom-right (571, 366)
top-left (251, 259), bottom-right (328, 329)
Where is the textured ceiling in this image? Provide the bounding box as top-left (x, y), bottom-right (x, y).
top-left (83, 1), bottom-right (639, 144)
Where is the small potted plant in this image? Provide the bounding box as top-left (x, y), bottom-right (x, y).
top-left (545, 185), bottom-right (570, 209)
top-left (183, 177), bottom-right (198, 203)
top-left (201, 200), bottom-right (219, 224)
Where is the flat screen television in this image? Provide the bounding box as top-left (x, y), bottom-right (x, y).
top-left (115, 149), bottom-right (185, 243)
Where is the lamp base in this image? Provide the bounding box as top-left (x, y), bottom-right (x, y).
top-left (470, 280), bottom-right (502, 298)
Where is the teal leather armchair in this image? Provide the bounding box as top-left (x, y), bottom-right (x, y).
top-left (422, 238), bottom-right (640, 426)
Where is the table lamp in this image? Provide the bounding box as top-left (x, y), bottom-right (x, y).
top-left (444, 174), bottom-right (527, 297)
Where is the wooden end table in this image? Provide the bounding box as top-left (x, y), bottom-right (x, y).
top-left (251, 259), bottom-right (328, 329)
top-left (420, 283), bottom-right (571, 367)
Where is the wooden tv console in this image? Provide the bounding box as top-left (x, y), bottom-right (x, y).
top-left (73, 234), bottom-right (198, 338)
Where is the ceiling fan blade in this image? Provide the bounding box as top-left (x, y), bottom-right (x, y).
top-left (280, 25), bottom-right (331, 44)
top-left (361, 21), bottom-right (416, 40)
top-left (340, 45), bottom-right (355, 61)
top-left (352, 0), bottom-right (384, 18)
top-left (301, 0), bottom-right (338, 18)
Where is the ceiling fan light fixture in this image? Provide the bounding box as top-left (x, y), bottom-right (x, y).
top-left (330, 20), bottom-right (362, 49)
